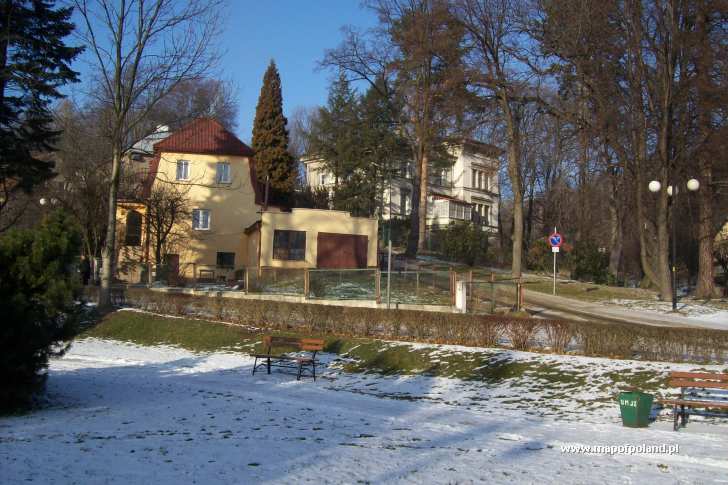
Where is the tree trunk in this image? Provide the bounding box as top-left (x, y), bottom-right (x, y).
top-left (503, 102), bottom-right (523, 278)
top-left (417, 151), bottom-right (428, 252)
top-left (608, 190), bottom-right (622, 279)
top-left (99, 145), bottom-right (122, 308)
top-left (694, 3), bottom-right (717, 299)
top-left (406, 150), bottom-right (422, 257)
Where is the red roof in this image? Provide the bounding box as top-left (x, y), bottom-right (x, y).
top-left (153, 118), bottom-right (254, 156)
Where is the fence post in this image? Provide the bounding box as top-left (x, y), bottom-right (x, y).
top-left (519, 280), bottom-right (525, 311)
top-left (515, 278), bottom-right (524, 312)
top-left (415, 271), bottom-right (420, 301)
top-left (304, 268), bottom-right (310, 299)
top-left (450, 268), bottom-right (456, 307)
top-left (244, 268), bottom-right (249, 294)
top-left (375, 269), bottom-right (381, 304)
top-left (468, 270), bottom-right (473, 312)
top-left (192, 263), bottom-right (197, 288)
top-left (490, 272), bottom-right (496, 314)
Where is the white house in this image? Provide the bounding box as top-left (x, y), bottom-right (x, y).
top-left (303, 139), bottom-right (501, 234)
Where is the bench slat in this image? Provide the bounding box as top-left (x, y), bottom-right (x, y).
top-left (669, 372), bottom-right (728, 382)
top-left (668, 379), bottom-right (728, 390)
top-left (658, 398), bottom-right (728, 409)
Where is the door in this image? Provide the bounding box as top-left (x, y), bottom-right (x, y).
top-left (316, 233), bottom-right (368, 269)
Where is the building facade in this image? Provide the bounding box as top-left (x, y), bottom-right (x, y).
top-left (116, 118), bottom-right (378, 285)
top-left (303, 139), bottom-right (501, 235)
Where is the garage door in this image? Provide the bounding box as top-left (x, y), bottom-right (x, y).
top-left (316, 233), bottom-right (368, 269)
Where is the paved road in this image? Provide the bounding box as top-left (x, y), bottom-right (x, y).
top-left (523, 289), bottom-right (725, 330)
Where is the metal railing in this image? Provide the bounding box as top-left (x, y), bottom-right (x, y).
top-left (307, 268), bottom-right (378, 300)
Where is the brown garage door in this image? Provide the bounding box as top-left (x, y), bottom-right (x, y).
top-left (316, 233), bottom-right (368, 269)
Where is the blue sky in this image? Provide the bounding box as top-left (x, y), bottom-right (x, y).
top-left (221, 1), bottom-right (378, 142)
top-left (66, 1), bottom-right (378, 143)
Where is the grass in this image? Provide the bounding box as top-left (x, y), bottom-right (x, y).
top-left (523, 279), bottom-right (657, 302)
top-left (81, 310), bottom-right (690, 409)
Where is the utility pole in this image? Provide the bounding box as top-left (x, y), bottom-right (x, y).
top-left (387, 170), bottom-right (392, 309)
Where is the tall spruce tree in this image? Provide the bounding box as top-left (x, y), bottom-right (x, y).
top-left (0, 0), bottom-right (82, 226)
top-left (252, 60), bottom-right (297, 207)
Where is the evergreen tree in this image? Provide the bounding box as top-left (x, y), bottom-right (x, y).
top-left (0, 0), bottom-right (82, 202)
top-left (357, 80), bottom-right (409, 218)
top-left (251, 60), bottom-right (297, 207)
top-left (308, 71), bottom-right (361, 188)
top-left (0, 209), bottom-right (82, 410)
top-left (307, 75), bottom-right (409, 218)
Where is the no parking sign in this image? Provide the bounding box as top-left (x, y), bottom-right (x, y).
top-left (549, 231), bottom-right (563, 253)
top-left (549, 229), bottom-right (563, 295)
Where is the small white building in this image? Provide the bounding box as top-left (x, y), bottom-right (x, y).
top-left (303, 139), bottom-right (501, 234)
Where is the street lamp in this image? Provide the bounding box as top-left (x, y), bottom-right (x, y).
top-left (648, 178), bottom-right (700, 311)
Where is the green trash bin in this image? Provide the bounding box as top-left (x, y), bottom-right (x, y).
top-left (618, 391), bottom-right (654, 428)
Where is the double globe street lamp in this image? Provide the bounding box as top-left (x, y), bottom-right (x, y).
top-left (648, 178), bottom-right (700, 311)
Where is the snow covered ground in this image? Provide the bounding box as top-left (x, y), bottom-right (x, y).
top-left (603, 299), bottom-right (728, 327)
top-left (2, 338), bottom-right (728, 484)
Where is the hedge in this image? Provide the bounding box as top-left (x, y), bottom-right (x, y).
top-left (112, 288), bottom-right (728, 364)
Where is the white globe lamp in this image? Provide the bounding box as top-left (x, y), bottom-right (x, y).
top-left (687, 179), bottom-right (700, 192)
top-left (648, 180), bottom-right (661, 193)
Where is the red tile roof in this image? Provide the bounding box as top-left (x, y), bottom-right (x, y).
top-left (153, 118), bottom-right (254, 157)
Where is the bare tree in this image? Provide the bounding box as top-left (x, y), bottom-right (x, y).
top-left (149, 77), bottom-right (239, 131)
top-left (73, 0), bottom-right (223, 307)
top-left (288, 105), bottom-right (317, 159)
top-left (455, 0), bottom-right (538, 277)
top-left (145, 182), bottom-right (191, 281)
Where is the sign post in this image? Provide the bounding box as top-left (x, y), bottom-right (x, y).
top-left (548, 228), bottom-right (563, 296)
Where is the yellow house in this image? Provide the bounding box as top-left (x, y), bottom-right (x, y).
top-left (116, 118), bottom-right (378, 285)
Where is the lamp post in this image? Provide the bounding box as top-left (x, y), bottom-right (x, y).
top-left (648, 178), bottom-right (700, 311)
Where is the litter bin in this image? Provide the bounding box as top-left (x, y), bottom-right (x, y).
top-left (618, 391), bottom-right (654, 428)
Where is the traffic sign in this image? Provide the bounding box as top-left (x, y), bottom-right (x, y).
top-left (552, 246), bottom-right (560, 253)
top-left (549, 232), bottom-right (563, 248)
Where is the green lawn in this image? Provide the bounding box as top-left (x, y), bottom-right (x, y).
top-left (523, 279), bottom-right (658, 302)
top-left (81, 310), bottom-right (697, 405)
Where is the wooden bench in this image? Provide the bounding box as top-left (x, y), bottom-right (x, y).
top-left (658, 371), bottom-right (728, 431)
top-left (252, 336), bottom-right (324, 381)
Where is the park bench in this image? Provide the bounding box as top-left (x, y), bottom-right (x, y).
top-left (658, 371), bottom-right (728, 431)
top-left (252, 335), bottom-right (324, 381)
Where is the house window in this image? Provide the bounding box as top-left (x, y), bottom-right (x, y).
top-left (192, 209), bottom-right (211, 230)
top-left (273, 230), bottom-right (306, 261)
top-left (449, 202), bottom-right (468, 220)
top-left (124, 210), bottom-right (142, 246)
top-left (216, 252), bottom-right (235, 268)
top-left (216, 162), bottom-right (231, 183)
top-left (176, 160), bottom-right (189, 180)
top-left (472, 169), bottom-right (477, 189)
top-left (319, 172), bottom-right (328, 186)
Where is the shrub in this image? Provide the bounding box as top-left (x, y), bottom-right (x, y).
top-left (544, 321), bottom-right (574, 353)
top-left (571, 241), bottom-right (610, 284)
top-left (526, 238), bottom-right (551, 272)
top-left (504, 319), bottom-right (540, 350)
top-left (430, 222), bottom-right (489, 266)
top-left (117, 288), bottom-right (728, 364)
top-left (0, 210), bottom-right (82, 411)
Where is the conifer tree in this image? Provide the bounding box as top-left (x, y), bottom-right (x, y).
top-left (307, 71), bottom-right (361, 188)
top-left (252, 60), bottom-right (297, 206)
top-left (0, 0), bottom-right (82, 226)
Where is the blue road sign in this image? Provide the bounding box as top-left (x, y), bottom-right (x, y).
top-left (549, 232), bottom-right (563, 247)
